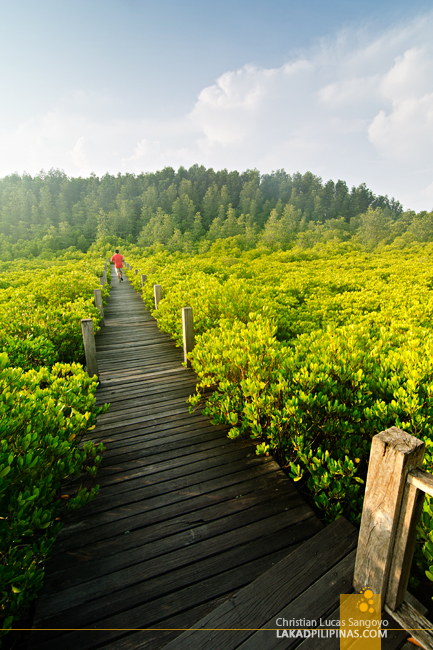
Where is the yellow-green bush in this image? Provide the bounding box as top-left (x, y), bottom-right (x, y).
top-left (127, 240), bottom-right (433, 598)
top-left (0, 252), bottom-right (109, 635)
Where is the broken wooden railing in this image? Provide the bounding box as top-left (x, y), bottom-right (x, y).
top-left (354, 426), bottom-right (433, 650)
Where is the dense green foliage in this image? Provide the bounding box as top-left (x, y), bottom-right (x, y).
top-left (0, 252), bottom-right (108, 636)
top-left (2, 164), bottom-right (433, 618)
top-left (5, 166), bottom-right (432, 260)
top-left (0, 357), bottom-right (106, 633)
top-left (0, 254), bottom-right (108, 371)
top-left (128, 240), bottom-right (433, 598)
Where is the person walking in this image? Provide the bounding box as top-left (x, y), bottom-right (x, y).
top-left (111, 249), bottom-right (125, 282)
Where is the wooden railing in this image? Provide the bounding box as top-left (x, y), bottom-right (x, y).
top-left (354, 426), bottom-right (433, 649)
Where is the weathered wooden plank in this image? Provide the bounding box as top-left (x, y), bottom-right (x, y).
top-left (48, 497), bottom-right (314, 579)
top-left (385, 599), bottom-right (433, 650)
top-left (98, 433), bottom-right (228, 467)
top-left (59, 464), bottom-right (288, 540)
top-left (94, 395), bottom-right (193, 423)
top-left (98, 360), bottom-right (182, 374)
top-left (96, 366), bottom-right (188, 385)
top-left (98, 351), bottom-right (183, 367)
top-left (96, 591), bottom-right (239, 650)
top-left (77, 445), bottom-right (259, 499)
top-left (89, 404), bottom-right (201, 434)
top-left (95, 420), bottom-right (228, 451)
top-left (96, 339), bottom-right (172, 353)
top-left (44, 468), bottom-right (286, 591)
top-left (95, 380), bottom-right (196, 404)
top-left (162, 517), bottom-right (356, 650)
top-left (99, 429), bottom-right (227, 466)
top-left (95, 383), bottom-right (197, 407)
top-left (31, 546), bottom-right (306, 650)
top-left (99, 372), bottom-right (194, 389)
top-left (96, 436), bottom-right (234, 477)
top-left (97, 338), bottom-right (179, 351)
top-left (92, 440), bottom-right (251, 489)
top-left (407, 466), bottom-right (433, 498)
top-left (38, 510), bottom-right (319, 627)
top-left (54, 483), bottom-right (301, 552)
top-left (99, 355), bottom-right (183, 369)
top-left (95, 392), bottom-right (196, 415)
top-left (64, 455), bottom-right (278, 520)
top-left (88, 414), bottom-right (228, 443)
top-left (45, 507), bottom-right (316, 604)
top-left (94, 401), bottom-right (214, 430)
top-left (90, 419), bottom-right (223, 449)
top-left (234, 552), bottom-right (356, 650)
top-left (96, 368), bottom-right (195, 387)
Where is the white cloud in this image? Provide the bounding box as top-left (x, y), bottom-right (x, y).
top-left (368, 47), bottom-right (433, 162)
top-left (71, 136), bottom-right (89, 172)
top-left (185, 11), bottom-right (433, 209)
top-left (1, 11), bottom-right (433, 210)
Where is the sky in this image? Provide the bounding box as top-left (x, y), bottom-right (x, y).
top-left (1, 0), bottom-right (433, 211)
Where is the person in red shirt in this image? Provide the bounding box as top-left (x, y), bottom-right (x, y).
top-left (111, 249), bottom-right (125, 282)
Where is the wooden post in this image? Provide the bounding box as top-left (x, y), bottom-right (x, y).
top-left (81, 319), bottom-right (99, 378)
top-left (141, 274), bottom-right (147, 288)
top-left (93, 288), bottom-right (105, 326)
top-left (154, 284), bottom-right (162, 309)
top-left (135, 269), bottom-right (138, 276)
top-left (99, 276), bottom-right (105, 290)
top-left (182, 307), bottom-right (194, 368)
top-left (103, 268), bottom-right (107, 286)
top-left (353, 427), bottom-right (425, 600)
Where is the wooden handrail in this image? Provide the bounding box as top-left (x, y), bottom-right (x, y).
top-left (408, 467), bottom-right (433, 498)
top-left (353, 427), bottom-right (433, 649)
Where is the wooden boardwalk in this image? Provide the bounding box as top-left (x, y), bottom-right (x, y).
top-left (29, 268), bottom-right (322, 649)
top-left (29, 268), bottom-right (408, 649)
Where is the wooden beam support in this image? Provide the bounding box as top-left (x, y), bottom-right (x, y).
top-left (353, 427), bottom-right (424, 600)
top-left (182, 307), bottom-right (195, 368)
top-left (386, 478), bottom-right (425, 610)
top-left (408, 467), bottom-right (433, 497)
top-left (154, 284), bottom-right (162, 309)
top-left (93, 288), bottom-right (105, 326)
top-left (99, 276), bottom-right (105, 290)
top-left (81, 319), bottom-right (99, 379)
top-left (141, 274), bottom-right (147, 288)
top-left (385, 598), bottom-right (433, 650)
top-left (135, 269), bottom-right (138, 276)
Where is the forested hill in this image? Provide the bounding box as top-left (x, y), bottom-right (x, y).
top-left (1, 165), bottom-right (432, 259)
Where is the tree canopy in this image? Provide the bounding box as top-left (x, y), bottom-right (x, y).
top-left (1, 165), bottom-right (428, 259)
